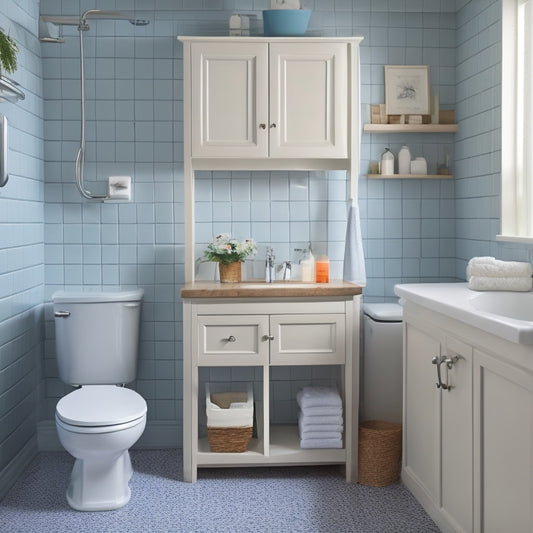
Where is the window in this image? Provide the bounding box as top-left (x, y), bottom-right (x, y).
top-left (500, 0), bottom-right (533, 241)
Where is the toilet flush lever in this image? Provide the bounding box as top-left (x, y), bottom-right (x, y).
top-left (54, 310), bottom-right (70, 318)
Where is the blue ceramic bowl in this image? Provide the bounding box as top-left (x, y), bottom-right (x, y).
top-left (263, 9), bottom-right (311, 37)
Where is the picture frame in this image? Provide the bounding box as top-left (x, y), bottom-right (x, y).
top-left (384, 65), bottom-right (430, 115)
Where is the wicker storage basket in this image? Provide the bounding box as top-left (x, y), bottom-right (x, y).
top-left (358, 420), bottom-right (402, 486)
top-left (206, 383), bottom-right (253, 453)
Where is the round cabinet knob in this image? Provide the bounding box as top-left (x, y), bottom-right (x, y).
top-left (262, 334), bottom-right (274, 341)
top-left (269, 123), bottom-right (277, 129)
top-left (226, 335), bottom-right (236, 342)
top-left (259, 123), bottom-right (267, 130)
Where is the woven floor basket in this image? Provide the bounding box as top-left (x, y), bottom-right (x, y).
top-left (358, 420), bottom-right (402, 487)
top-left (207, 426), bottom-right (253, 453)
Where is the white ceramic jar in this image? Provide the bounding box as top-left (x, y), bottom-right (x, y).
top-left (381, 147), bottom-right (394, 175)
top-left (398, 145), bottom-right (411, 174)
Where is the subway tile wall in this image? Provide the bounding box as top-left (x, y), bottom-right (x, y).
top-left (38, 0), bottom-right (464, 445)
top-left (455, 0), bottom-right (533, 271)
top-left (0, 0), bottom-right (44, 497)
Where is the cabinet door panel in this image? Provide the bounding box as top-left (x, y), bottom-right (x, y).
top-left (191, 42), bottom-right (268, 158)
top-left (269, 314), bottom-right (345, 365)
top-left (269, 42), bottom-right (348, 158)
top-left (441, 336), bottom-right (473, 533)
top-left (197, 315), bottom-right (269, 366)
top-left (403, 322), bottom-right (440, 501)
top-left (474, 350), bottom-right (533, 533)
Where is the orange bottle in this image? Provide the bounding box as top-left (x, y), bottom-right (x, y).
top-left (315, 255), bottom-right (329, 283)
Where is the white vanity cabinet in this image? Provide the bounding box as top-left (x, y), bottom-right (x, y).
top-left (402, 299), bottom-right (533, 533)
top-left (189, 40), bottom-right (348, 160)
top-left (181, 285), bottom-right (360, 483)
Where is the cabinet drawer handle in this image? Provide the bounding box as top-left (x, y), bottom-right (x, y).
top-left (259, 123), bottom-right (267, 130)
top-left (54, 310), bottom-right (70, 318)
top-left (226, 335), bottom-right (236, 342)
top-left (262, 334), bottom-right (274, 341)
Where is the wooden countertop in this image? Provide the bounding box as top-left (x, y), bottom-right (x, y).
top-left (181, 280), bottom-right (363, 299)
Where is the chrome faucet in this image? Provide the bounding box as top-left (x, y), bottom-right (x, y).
top-left (265, 247), bottom-right (275, 283)
top-left (282, 261), bottom-right (292, 281)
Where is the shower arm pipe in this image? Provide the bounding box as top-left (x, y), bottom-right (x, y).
top-left (75, 17), bottom-right (108, 200)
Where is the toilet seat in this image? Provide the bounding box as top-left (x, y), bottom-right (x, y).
top-left (56, 385), bottom-right (147, 427)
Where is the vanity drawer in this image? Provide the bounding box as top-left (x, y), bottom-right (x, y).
top-left (197, 315), bottom-right (269, 366)
top-left (270, 314), bottom-right (345, 365)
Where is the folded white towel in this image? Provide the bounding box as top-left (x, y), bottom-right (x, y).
top-left (300, 431), bottom-right (342, 441)
top-left (297, 406), bottom-right (343, 417)
top-left (298, 414), bottom-right (343, 436)
top-left (467, 257), bottom-right (532, 280)
top-left (296, 387), bottom-right (342, 410)
top-left (300, 437), bottom-right (343, 449)
top-left (468, 276), bottom-right (533, 292)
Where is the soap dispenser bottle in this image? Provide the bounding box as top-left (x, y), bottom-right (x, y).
top-left (300, 242), bottom-right (315, 282)
top-left (381, 147), bottom-right (394, 176)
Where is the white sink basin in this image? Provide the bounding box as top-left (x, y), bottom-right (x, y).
top-left (470, 291), bottom-right (533, 322)
top-left (395, 282), bottom-right (533, 344)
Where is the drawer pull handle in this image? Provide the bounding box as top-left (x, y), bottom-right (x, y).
top-left (54, 310), bottom-right (70, 318)
top-left (262, 334), bottom-right (274, 341)
top-left (226, 335), bottom-right (236, 342)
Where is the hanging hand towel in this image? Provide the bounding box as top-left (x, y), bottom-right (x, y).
top-left (343, 201), bottom-right (366, 286)
top-left (297, 387), bottom-right (342, 410)
top-left (468, 276), bottom-right (533, 292)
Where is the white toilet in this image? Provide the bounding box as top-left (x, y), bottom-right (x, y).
top-left (52, 289), bottom-right (147, 512)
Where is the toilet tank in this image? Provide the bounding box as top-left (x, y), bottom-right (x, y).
top-left (52, 289), bottom-right (144, 386)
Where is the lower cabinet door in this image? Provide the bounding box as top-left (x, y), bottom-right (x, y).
top-left (474, 349), bottom-right (533, 533)
top-left (403, 322), bottom-right (440, 502)
top-left (269, 314), bottom-right (345, 365)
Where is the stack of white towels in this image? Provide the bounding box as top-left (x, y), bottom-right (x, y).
top-left (297, 386), bottom-right (343, 449)
top-left (467, 256), bottom-right (532, 292)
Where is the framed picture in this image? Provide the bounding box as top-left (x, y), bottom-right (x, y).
top-left (385, 65), bottom-right (430, 115)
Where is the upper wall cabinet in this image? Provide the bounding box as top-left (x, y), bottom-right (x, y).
top-left (190, 40), bottom-right (347, 159)
top-left (180, 37), bottom-right (362, 172)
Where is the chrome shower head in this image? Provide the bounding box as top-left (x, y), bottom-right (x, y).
top-left (78, 9), bottom-right (150, 31)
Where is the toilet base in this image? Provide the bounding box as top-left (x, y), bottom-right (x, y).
top-left (67, 450), bottom-right (133, 511)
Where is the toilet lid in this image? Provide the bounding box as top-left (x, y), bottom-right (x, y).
top-left (56, 385), bottom-right (147, 427)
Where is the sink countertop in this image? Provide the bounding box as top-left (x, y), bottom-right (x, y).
top-left (395, 282), bottom-right (533, 345)
top-left (181, 280), bottom-right (362, 299)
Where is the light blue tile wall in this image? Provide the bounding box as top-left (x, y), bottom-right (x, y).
top-left (455, 0), bottom-right (533, 273)
top-left (0, 0), bottom-right (44, 499)
top-left (38, 0), bottom-right (468, 447)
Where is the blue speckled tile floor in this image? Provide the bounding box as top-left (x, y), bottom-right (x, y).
top-left (0, 449), bottom-right (440, 533)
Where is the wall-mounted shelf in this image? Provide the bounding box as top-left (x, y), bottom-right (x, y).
top-left (367, 173), bottom-right (453, 179)
top-left (0, 76), bottom-right (25, 103)
top-left (363, 124), bottom-right (458, 133)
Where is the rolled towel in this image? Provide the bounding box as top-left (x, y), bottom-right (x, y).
top-left (467, 257), bottom-right (532, 280)
top-left (468, 276), bottom-right (533, 292)
top-left (296, 387), bottom-right (342, 410)
top-left (300, 437), bottom-right (343, 449)
top-left (298, 406), bottom-right (343, 417)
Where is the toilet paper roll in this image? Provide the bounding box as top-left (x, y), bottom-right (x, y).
top-left (108, 176), bottom-right (131, 200)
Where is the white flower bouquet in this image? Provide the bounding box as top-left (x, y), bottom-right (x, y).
top-left (203, 233), bottom-right (257, 264)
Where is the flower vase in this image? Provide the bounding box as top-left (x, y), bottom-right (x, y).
top-left (219, 261), bottom-right (242, 283)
